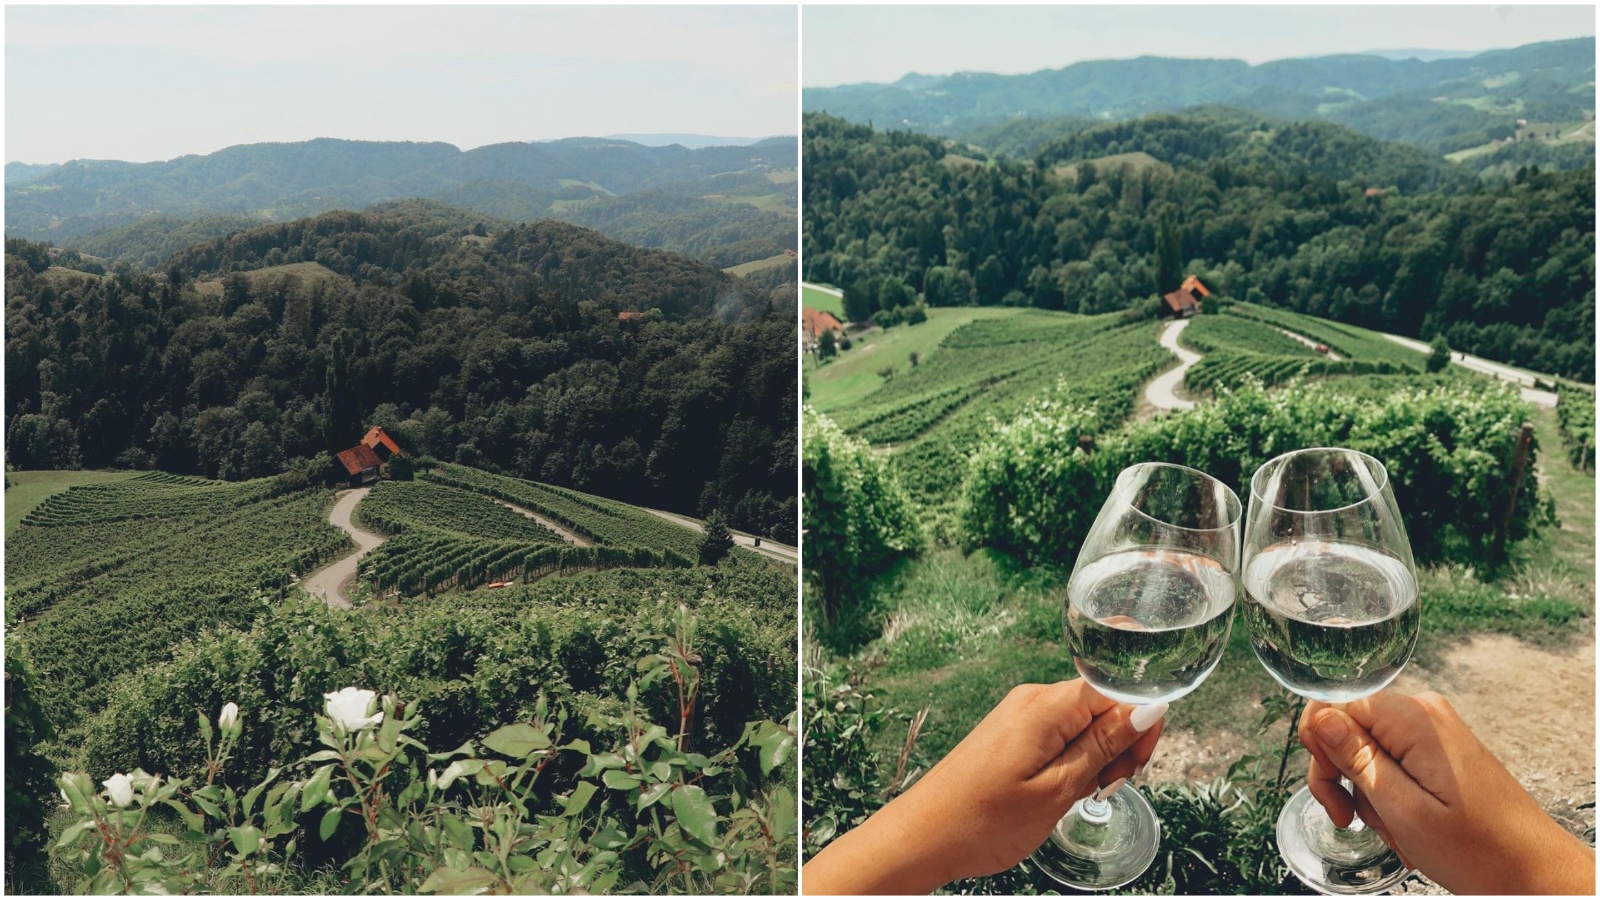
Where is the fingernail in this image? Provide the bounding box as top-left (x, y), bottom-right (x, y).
top-left (1130, 703), bottom-right (1168, 732)
top-left (1134, 763), bottom-right (1145, 781)
top-left (1314, 709), bottom-right (1349, 746)
top-left (1095, 778), bottom-right (1127, 802)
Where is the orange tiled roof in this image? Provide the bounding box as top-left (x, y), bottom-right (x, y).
top-left (803, 307), bottom-right (844, 338)
top-left (336, 444), bottom-right (384, 476)
top-left (361, 426), bottom-right (402, 456)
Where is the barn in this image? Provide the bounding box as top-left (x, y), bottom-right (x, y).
top-left (335, 444), bottom-right (384, 488)
top-left (1161, 275), bottom-right (1212, 319)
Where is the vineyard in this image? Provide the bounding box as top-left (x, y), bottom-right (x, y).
top-left (350, 468), bottom-right (703, 596)
top-left (1182, 305), bottom-right (1419, 392)
top-left (6, 474), bottom-right (349, 727)
top-left (824, 311), bottom-right (1170, 514)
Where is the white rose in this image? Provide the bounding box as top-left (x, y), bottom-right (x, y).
top-left (102, 773), bottom-right (134, 807)
top-left (323, 687), bottom-right (383, 732)
top-left (219, 702), bottom-right (240, 732)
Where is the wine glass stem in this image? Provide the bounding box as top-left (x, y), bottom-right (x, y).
top-left (1078, 795), bottom-right (1113, 824)
top-left (1339, 777), bottom-right (1368, 834)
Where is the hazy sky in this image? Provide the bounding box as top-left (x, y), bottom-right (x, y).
top-left (6, 5), bottom-right (798, 164)
top-left (804, 4), bottom-right (1596, 86)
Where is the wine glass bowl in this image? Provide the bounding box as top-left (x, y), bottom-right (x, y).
top-left (1241, 447), bottom-right (1421, 894)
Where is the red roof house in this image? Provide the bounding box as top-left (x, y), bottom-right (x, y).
top-left (803, 307), bottom-right (845, 340)
top-left (361, 426), bottom-right (402, 461)
top-left (336, 444), bottom-right (384, 486)
top-left (1161, 275), bottom-right (1212, 319)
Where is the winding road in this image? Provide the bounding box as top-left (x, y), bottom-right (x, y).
top-left (300, 487), bottom-right (385, 608)
top-left (1144, 319), bottom-right (1201, 411)
top-left (1380, 334), bottom-right (1559, 408)
top-left (643, 508), bottom-right (798, 564)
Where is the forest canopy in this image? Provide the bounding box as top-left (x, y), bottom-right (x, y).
top-left (5, 205), bottom-right (798, 541)
top-left (802, 111), bottom-right (1594, 380)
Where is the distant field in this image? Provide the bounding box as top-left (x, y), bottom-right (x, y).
top-left (1051, 151), bottom-right (1170, 182)
top-left (556, 178), bottom-right (614, 195)
top-left (766, 168), bottom-right (799, 184)
top-left (723, 253), bottom-right (794, 277)
top-left (5, 469), bottom-right (136, 534)
top-left (194, 261), bottom-right (339, 295)
top-left (807, 307), bottom-right (1025, 412)
top-left (705, 192), bottom-right (790, 212)
top-left (802, 284), bottom-right (844, 315)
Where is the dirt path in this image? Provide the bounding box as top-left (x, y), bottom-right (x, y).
top-left (1271, 326), bottom-right (1344, 360)
top-left (1146, 635), bottom-right (1596, 840)
top-left (300, 488), bottom-right (384, 609)
top-left (1144, 319), bottom-right (1201, 411)
top-left (642, 507), bottom-right (798, 564)
top-left (1381, 333), bottom-right (1559, 408)
top-left (493, 499), bottom-right (593, 547)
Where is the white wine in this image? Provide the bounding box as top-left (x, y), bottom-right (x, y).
top-left (1243, 541), bottom-right (1419, 703)
top-left (1066, 549), bottom-right (1236, 704)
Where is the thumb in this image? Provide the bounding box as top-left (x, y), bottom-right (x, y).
top-left (1306, 707), bottom-right (1426, 823)
top-left (1041, 702), bottom-right (1167, 795)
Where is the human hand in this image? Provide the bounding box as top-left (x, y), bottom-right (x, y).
top-left (802, 680), bottom-right (1164, 894)
top-left (1299, 690), bottom-right (1595, 896)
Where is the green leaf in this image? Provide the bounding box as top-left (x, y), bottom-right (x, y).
top-left (637, 781), bottom-right (672, 812)
top-left (163, 800), bottom-right (204, 833)
top-left (418, 866), bottom-right (500, 894)
top-left (55, 821), bottom-right (89, 850)
top-left (301, 764), bottom-right (334, 812)
top-left (649, 760), bottom-right (672, 782)
top-left (229, 825), bottom-right (262, 857)
top-left (319, 807), bottom-right (343, 841)
top-left (768, 786), bottom-right (796, 842)
top-left (751, 721), bottom-right (795, 775)
top-left (670, 784), bottom-right (718, 846)
top-left (564, 782), bottom-right (598, 817)
top-left (602, 770), bottom-right (640, 790)
top-left (481, 723), bottom-right (550, 758)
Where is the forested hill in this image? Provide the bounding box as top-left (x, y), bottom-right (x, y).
top-left (803, 111), bottom-right (1595, 380)
top-left (803, 38), bottom-right (1594, 166)
top-left (5, 206), bottom-right (798, 540)
top-left (5, 136), bottom-right (799, 268)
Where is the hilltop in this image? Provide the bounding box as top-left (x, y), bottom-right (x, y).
top-left (803, 38), bottom-right (1595, 172)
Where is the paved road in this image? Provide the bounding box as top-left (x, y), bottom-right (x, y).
top-left (493, 499), bottom-right (593, 547)
top-left (1380, 334), bottom-right (1559, 408)
top-left (1144, 320), bottom-right (1201, 411)
top-left (301, 488), bottom-right (385, 608)
top-left (643, 508), bottom-right (798, 564)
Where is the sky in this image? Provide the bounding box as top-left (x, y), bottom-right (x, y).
top-left (804, 4), bottom-right (1596, 86)
top-left (5, 5), bottom-right (798, 164)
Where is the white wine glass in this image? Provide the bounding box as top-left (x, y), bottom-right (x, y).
top-left (1030, 462), bottom-right (1242, 890)
top-left (1242, 447), bottom-right (1420, 894)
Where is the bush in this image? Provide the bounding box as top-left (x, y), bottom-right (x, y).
top-left (960, 377), bottom-right (1550, 568)
top-left (1556, 386), bottom-right (1595, 472)
top-left (699, 510), bottom-right (735, 565)
top-left (1427, 334), bottom-right (1452, 373)
top-left (802, 406), bottom-right (922, 615)
top-left (54, 617), bottom-right (797, 894)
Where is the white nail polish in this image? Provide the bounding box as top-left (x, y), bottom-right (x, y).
top-left (1130, 703), bottom-right (1168, 732)
top-left (1094, 778), bottom-right (1128, 802)
top-left (1134, 763), bottom-right (1145, 781)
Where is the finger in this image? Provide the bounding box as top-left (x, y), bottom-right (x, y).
top-left (1041, 702), bottom-right (1167, 797)
top-left (1352, 787), bottom-right (1414, 869)
top-left (1305, 706), bottom-right (1428, 815)
top-left (1020, 680), bottom-right (1119, 762)
top-left (1333, 691), bottom-right (1450, 768)
top-left (1307, 754), bottom-right (1356, 828)
top-left (1099, 716), bottom-right (1165, 787)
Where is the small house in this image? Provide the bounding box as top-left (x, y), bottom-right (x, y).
top-left (803, 307), bottom-right (846, 351)
top-left (336, 444), bottom-right (384, 488)
top-left (1161, 275), bottom-right (1211, 319)
top-left (361, 426), bottom-right (403, 463)
top-left (617, 311), bottom-right (646, 321)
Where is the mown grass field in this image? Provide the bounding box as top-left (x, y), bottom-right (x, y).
top-left (723, 253), bottom-right (794, 276)
top-left (806, 306), bottom-right (1025, 411)
top-left (801, 284), bottom-right (844, 315)
top-left (5, 470), bottom-right (137, 534)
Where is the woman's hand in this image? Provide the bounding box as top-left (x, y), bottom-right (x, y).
top-left (803, 680), bottom-right (1164, 894)
top-left (1299, 690), bottom-right (1595, 896)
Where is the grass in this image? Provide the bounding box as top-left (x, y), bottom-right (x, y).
top-left (802, 284), bottom-right (843, 315)
top-left (193, 261), bottom-right (339, 296)
top-left (5, 470), bottom-right (137, 534)
top-left (723, 253), bottom-right (793, 277)
top-left (805, 307), bottom-right (1024, 412)
top-left (556, 178), bottom-right (614, 196)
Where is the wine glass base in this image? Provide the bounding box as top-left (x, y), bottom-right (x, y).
top-left (1277, 786), bottom-right (1411, 895)
top-left (1029, 784), bottom-right (1160, 891)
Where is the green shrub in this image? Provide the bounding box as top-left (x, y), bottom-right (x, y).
top-left (802, 406), bottom-right (922, 614)
top-left (960, 377), bottom-right (1549, 568)
top-left (1556, 387), bottom-right (1595, 472)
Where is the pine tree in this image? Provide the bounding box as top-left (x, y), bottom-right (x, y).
top-left (699, 510), bottom-right (735, 565)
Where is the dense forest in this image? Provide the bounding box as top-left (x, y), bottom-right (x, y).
top-left (5, 204), bottom-right (798, 540)
top-left (802, 110), bottom-right (1594, 380)
top-left (802, 37), bottom-right (1595, 165)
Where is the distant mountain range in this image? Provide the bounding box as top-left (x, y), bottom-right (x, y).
top-left (5, 135), bottom-right (797, 244)
top-left (599, 133), bottom-right (781, 149)
top-left (803, 38), bottom-right (1594, 157)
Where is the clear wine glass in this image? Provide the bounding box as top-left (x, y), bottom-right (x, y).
top-left (1030, 462), bottom-right (1242, 890)
top-left (1242, 448), bottom-right (1420, 895)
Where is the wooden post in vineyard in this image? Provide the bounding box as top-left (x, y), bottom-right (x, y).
top-left (1491, 422), bottom-right (1535, 564)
